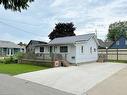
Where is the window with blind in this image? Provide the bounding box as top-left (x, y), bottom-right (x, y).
top-left (40, 47), bottom-right (44, 52)
top-left (60, 46), bottom-right (68, 53)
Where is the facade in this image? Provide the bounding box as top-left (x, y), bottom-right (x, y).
top-left (35, 33), bottom-right (99, 64)
top-left (109, 36), bottom-right (127, 49)
top-left (26, 40), bottom-right (47, 53)
top-left (0, 40), bottom-right (24, 56)
top-left (20, 46), bottom-right (26, 53)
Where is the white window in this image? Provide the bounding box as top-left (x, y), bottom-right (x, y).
top-left (94, 48), bottom-right (96, 52)
top-left (90, 47), bottom-right (92, 54)
top-left (125, 40), bottom-right (127, 45)
top-left (81, 46), bottom-right (84, 53)
top-left (40, 47), bottom-right (44, 52)
top-left (116, 41), bottom-right (119, 45)
top-left (60, 46), bottom-right (68, 53)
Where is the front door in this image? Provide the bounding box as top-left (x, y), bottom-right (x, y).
top-left (50, 46), bottom-right (53, 53)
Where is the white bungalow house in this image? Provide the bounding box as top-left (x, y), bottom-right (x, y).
top-left (35, 33), bottom-right (99, 64)
top-left (0, 40), bottom-right (25, 56)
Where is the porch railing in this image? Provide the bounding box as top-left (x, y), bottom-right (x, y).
top-left (35, 53), bottom-right (67, 61)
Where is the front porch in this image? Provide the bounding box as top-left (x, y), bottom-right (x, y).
top-left (20, 53), bottom-right (71, 67)
top-left (35, 53), bottom-right (68, 61)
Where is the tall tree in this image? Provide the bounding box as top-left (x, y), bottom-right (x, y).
top-left (107, 21), bottom-right (127, 41)
top-left (48, 22), bottom-right (76, 40)
top-left (0, 0), bottom-right (34, 12)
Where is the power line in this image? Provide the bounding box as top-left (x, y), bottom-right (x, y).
top-left (0, 20), bottom-right (47, 37)
top-left (0, 17), bottom-right (43, 27)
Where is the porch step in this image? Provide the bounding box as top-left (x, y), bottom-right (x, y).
top-left (97, 54), bottom-right (107, 62)
top-left (61, 60), bottom-right (71, 67)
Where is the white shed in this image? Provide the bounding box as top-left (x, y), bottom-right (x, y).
top-left (35, 33), bottom-right (99, 64)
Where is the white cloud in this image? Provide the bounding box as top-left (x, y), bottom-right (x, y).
top-left (0, 0), bottom-right (127, 43)
top-left (50, 0), bottom-right (68, 7)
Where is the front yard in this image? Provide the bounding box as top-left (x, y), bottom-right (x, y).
top-left (0, 63), bottom-right (49, 75)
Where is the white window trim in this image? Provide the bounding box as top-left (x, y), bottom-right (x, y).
top-left (90, 47), bottom-right (92, 54)
top-left (116, 41), bottom-right (119, 45)
top-left (81, 46), bottom-right (84, 53)
top-left (125, 40), bottom-right (127, 45)
top-left (40, 47), bottom-right (44, 53)
top-left (60, 46), bottom-right (68, 53)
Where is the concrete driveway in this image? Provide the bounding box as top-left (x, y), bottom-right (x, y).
top-left (15, 62), bottom-right (127, 95)
top-left (87, 67), bottom-right (127, 95)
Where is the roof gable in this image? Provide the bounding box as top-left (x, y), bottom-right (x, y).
top-left (109, 35), bottom-right (127, 49)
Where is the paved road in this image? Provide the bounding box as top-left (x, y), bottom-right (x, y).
top-left (87, 67), bottom-right (127, 95)
top-left (15, 62), bottom-right (127, 95)
top-left (0, 74), bottom-right (74, 95)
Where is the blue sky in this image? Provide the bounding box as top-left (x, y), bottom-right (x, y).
top-left (0, 0), bottom-right (127, 44)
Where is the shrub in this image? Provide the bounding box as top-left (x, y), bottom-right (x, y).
top-left (13, 52), bottom-right (25, 60)
top-left (4, 57), bottom-right (15, 64)
top-left (0, 59), bottom-right (5, 63)
top-left (23, 52), bottom-right (36, 59)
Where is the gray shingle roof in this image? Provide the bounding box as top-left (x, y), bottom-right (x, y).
top-left (98, 39), bottom-right (106, 48)
top-left (105, 41), bottom-right (113, 48)
top-left (0, 40), bottom-right (20, 48)
top-left (49, 33), bottom-right (96, 45)
top-left (26, 40), bottom-right (48, 48)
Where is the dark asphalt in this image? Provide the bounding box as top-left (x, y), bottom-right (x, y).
top-left (0, 74), bottom-right (74, 95)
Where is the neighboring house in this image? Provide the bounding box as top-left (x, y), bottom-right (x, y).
top-left (26, 40), bottom-right (47, 53)
top-left (98, 39), bottom-right (106, 49)
top-left (109, 35), bottom-right (127, 49)
top-left (35, 33), bottom-right (99, 64)
top-left (98, 39), bottom-right (113, 49)
top-left (0, 40), bottom-right (24, 56)
top-left (18, 42), bottom-right (27, 53)
top-left (105, 41), bottom-right (113, 49)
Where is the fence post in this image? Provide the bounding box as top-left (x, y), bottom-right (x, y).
top-left (106, 47), bottom-right (108, 62)
top-left (117, 48), bottom-right (118, 61)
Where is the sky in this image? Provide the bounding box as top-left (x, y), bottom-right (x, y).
top-left (0, 0), bottom-right (127, 44)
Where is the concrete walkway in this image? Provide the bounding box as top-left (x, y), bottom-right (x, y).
top-left (15, 63), bottom-right (127, 95)
top-left (87, 66), bottom-right (127, 95)
top-left (0, 74), bottom-right (73, 95)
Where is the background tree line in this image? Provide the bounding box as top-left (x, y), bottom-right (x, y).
top-left (107, 21), bottom-right (127, 41)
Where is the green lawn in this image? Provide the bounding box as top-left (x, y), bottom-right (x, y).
top-left (0, 63), bottom-right (49, 75)
top-left (108, 60), bottom-right (127, 63)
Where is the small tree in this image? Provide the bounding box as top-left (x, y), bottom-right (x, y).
top-left (48, 22), bottom-right (76, 40)
top-left (0, 0), bottom-right (34, 12)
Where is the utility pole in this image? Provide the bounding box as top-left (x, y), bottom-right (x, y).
top-left (106, 47), bottom-right (108, 62)
top-left (95, 29), bottom-right (97, 38)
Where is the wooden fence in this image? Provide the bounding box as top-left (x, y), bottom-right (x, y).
top-left (99, 49), bottom-right (127, 61)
